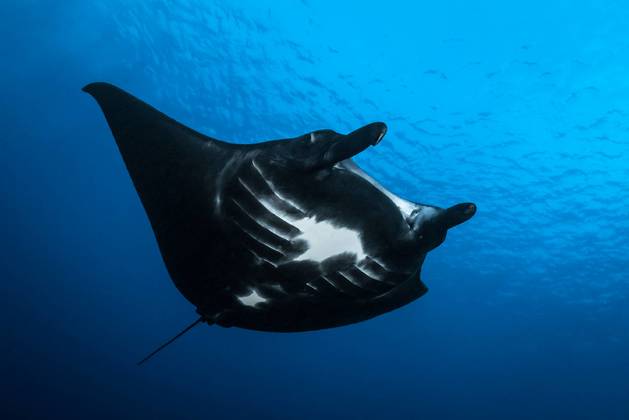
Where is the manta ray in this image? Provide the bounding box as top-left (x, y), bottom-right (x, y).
top-left (83, 82), bottom-right (476, 364)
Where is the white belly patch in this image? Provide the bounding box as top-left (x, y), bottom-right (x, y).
top-left (279, 211), bottom-right (365, 263)
top-left (240, 160), bottom-right (368, 264)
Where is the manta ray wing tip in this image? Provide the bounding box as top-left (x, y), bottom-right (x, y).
top-left (82, 81), bottom-right (117, 96)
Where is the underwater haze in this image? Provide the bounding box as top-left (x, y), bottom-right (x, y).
top-left (2, 0), bottom-right (629, 418)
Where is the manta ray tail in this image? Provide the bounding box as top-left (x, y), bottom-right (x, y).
top-left (137, 317), bottom-right (206, 366)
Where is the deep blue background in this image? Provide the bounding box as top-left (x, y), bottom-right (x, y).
top-left (2, 1), bottom-right (628, 419)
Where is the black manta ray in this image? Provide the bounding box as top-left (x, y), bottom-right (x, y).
top-left (83, 82), bottom-right (476, 363)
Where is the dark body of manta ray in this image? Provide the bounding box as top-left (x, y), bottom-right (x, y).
top-left (83, 82), bottom-right (476, 363)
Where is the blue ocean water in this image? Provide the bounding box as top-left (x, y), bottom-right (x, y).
top-left (2, 0), bottom-right (628, 418)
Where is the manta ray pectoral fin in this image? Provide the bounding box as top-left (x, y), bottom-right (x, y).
top-left (83, 82), bottom-right (236, 286)
top-left (300, 122), bottom-right (387, 170)
top-left (82, 82), bottom-right (229, 198)
top-left (82, 83), bottom-right (225, 215)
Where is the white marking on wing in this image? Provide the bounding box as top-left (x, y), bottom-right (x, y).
top-left (340, 160), bottom-right (417, 218)
top-left (321, 275), bottom-right (338, 289)
top-left (238, 177), bottom-right (262, 203)
top-left (306, 282), bottom-right (320, 292)
top-left (338, 271), bottom-right (362, 288)
top-left (354, 264), bottom-right (383, 281)
top-left (248, 249), bottom-right (278, 268)
top-left (232, 198), bottom-right (293, 241)
top-left (238, 289), bottom-right (267, 307)
top-left (365, 258), bottom-right (409, 282)
top-left (370, 257), bottom-right (391, 271)
top-left (290, 216), bottom-right (365, 262)
top-left (249, 161), bottom-right (367, 264)
top-left (252, 160), bottom-right (308, 213)
top-left (238, 177), bottom-right (294, 226)
top-left (232, 219), bottom-right (284, 255)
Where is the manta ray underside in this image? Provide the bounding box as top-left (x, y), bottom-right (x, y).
top-left (83, 82), bottom-right (476, 364)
